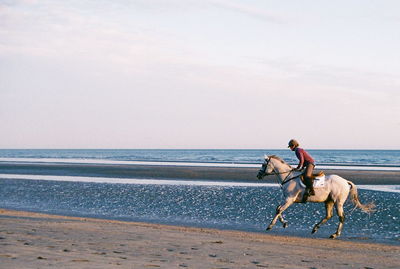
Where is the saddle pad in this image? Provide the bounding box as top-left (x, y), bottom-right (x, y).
top-left (313, 174), bottom-right (326, 188)
top-left (299, 174), bottom-right (326, 188)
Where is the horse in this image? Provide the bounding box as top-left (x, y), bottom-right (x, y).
top-left (257, 155), bottom-right (375, 239)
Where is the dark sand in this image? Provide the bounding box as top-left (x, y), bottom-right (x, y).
top-left (0, 162), bottom-right (399, 184)
top-left (1, 209), bottom-right (399, 269)
top-left (0, 164), bottom-right (399, 268)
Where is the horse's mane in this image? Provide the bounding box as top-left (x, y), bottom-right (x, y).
top-left (269, 155), bottom-right (285, 163)
top-left (269, 155), bottom-right (292, 169)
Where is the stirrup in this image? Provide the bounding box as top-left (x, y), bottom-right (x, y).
top-left (301, 191), bottom-right (309, 203)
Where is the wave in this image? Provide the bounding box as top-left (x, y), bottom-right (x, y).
top-left (1, 173), bottom-right (399, 193)
top-left (0, 173), bottom-right (276, 187)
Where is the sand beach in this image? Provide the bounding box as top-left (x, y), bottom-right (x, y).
top-left (3, 0), bottom-right (400, 267)
top-left (1, 209), bottom-right (399, 269)
top-left (1, 164), bottom-right (399, 268)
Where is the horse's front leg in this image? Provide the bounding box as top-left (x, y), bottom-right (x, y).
top-left (278, 215), bottom-right (288, 228)
top-left (267, 198), bottom-right (295, 230)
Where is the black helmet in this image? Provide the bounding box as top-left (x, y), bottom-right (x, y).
top-left (288, 139), bottom-right (299, 148)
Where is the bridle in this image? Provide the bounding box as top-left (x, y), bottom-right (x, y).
top-left (259, 157), bottom-right (301, 186)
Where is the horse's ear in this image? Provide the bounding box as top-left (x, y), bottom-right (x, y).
top-left (264, 154), bottom-right (269, 160)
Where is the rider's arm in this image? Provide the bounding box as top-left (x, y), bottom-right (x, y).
top-left (295, 148), bottom-right (304, 170)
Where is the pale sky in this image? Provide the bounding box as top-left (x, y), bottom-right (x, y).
top-left (1, 0), bottom-right (399, 149)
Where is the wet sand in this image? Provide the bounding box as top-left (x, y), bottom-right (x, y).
top-left (1, 209), bottom-right (399, 269)
top-left (1, 164), bottom-right (399, 268)
top-left (0, 162), bottom-right (399, 184)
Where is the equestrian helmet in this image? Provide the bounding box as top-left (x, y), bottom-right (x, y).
top-left (288, 139), bottom-right (299, 148)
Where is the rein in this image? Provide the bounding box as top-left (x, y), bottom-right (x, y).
top-left (260, 158), bottom-right (301, 186)
top-left (281, 173), bottom-right (301, 185)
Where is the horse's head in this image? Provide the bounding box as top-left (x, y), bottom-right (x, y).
top-left (256, 155), bottom-right (274, 179)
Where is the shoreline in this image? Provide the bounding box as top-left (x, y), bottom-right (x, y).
top-left (1, 162), bottom-right (400, 185)
top-left (1, 209), bottom-right (399, 268)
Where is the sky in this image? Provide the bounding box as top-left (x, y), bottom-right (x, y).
top-left (1, 0), bottom-right (399, 149)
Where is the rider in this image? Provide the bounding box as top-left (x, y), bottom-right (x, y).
top-left (288, 139), bottom-right (316, 202)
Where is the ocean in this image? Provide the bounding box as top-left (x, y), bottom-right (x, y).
top-left (0, 149), bottom-right (399, 244)
top-left (0, 149), bottom-right (399, 168)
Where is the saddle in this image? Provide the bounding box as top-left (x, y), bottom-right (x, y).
top-left (311, 171), bottom-right (325, 179)
top-left (300, 171), bottom-right (325, 188)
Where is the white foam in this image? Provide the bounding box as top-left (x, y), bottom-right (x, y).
top-left (358, 185), bottom-right (400, 193)
top-left (317, 165), bottom-right (400, 171)
top-left (0, 158), bottom-right (257, 168)
top-left (0, 174), bottom-right (277, 187)
top-left (1, 173), bottom-right (399, 193)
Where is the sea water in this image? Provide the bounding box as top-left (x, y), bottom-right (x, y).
top-left (0, 149), bottom-right (399, 167)
top-left (0, 149), bottom-right (399, 244)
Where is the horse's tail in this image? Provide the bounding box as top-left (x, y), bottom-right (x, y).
top-left (347, 181), bottom-right (375, 213)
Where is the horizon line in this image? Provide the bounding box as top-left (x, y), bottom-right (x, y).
top-left (0, 148), bottom-right (399, 151)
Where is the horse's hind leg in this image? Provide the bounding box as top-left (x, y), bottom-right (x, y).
top-left (330, 202), bottom-right (345, 239)
top-left (267, 198), bottom-right (294, 230)
top-left (312, 200), bottom-right (334, 234)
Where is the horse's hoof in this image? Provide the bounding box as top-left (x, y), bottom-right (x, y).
top-left (329, 234), bottom-right (337, 239)
top-left (283, 222), bottom-right (288, 228)
top-left (312, 229), bottom-right (317, 234)
top-left (266, 226), bottom-right (272, 231)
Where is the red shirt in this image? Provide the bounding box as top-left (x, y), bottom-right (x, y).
top-left (295, 148), bottom-right (315, 169)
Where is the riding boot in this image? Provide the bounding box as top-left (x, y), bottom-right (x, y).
top-left (301, 188), bottom-right (310, 203)
top-left (305, 176), bottom-right (315, 195)
top-left (309, 186), bottom-right (315, 195)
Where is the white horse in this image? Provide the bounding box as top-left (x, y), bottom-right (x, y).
top-left (257, 155), bottom-right (375, 239)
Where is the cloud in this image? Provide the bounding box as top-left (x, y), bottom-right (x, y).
top-left (1, 0), bottom-right (399, 148)
top-left (254, 57), bottom-right (400, 94)
top-left (207, 0), bottom-right (284, 23)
